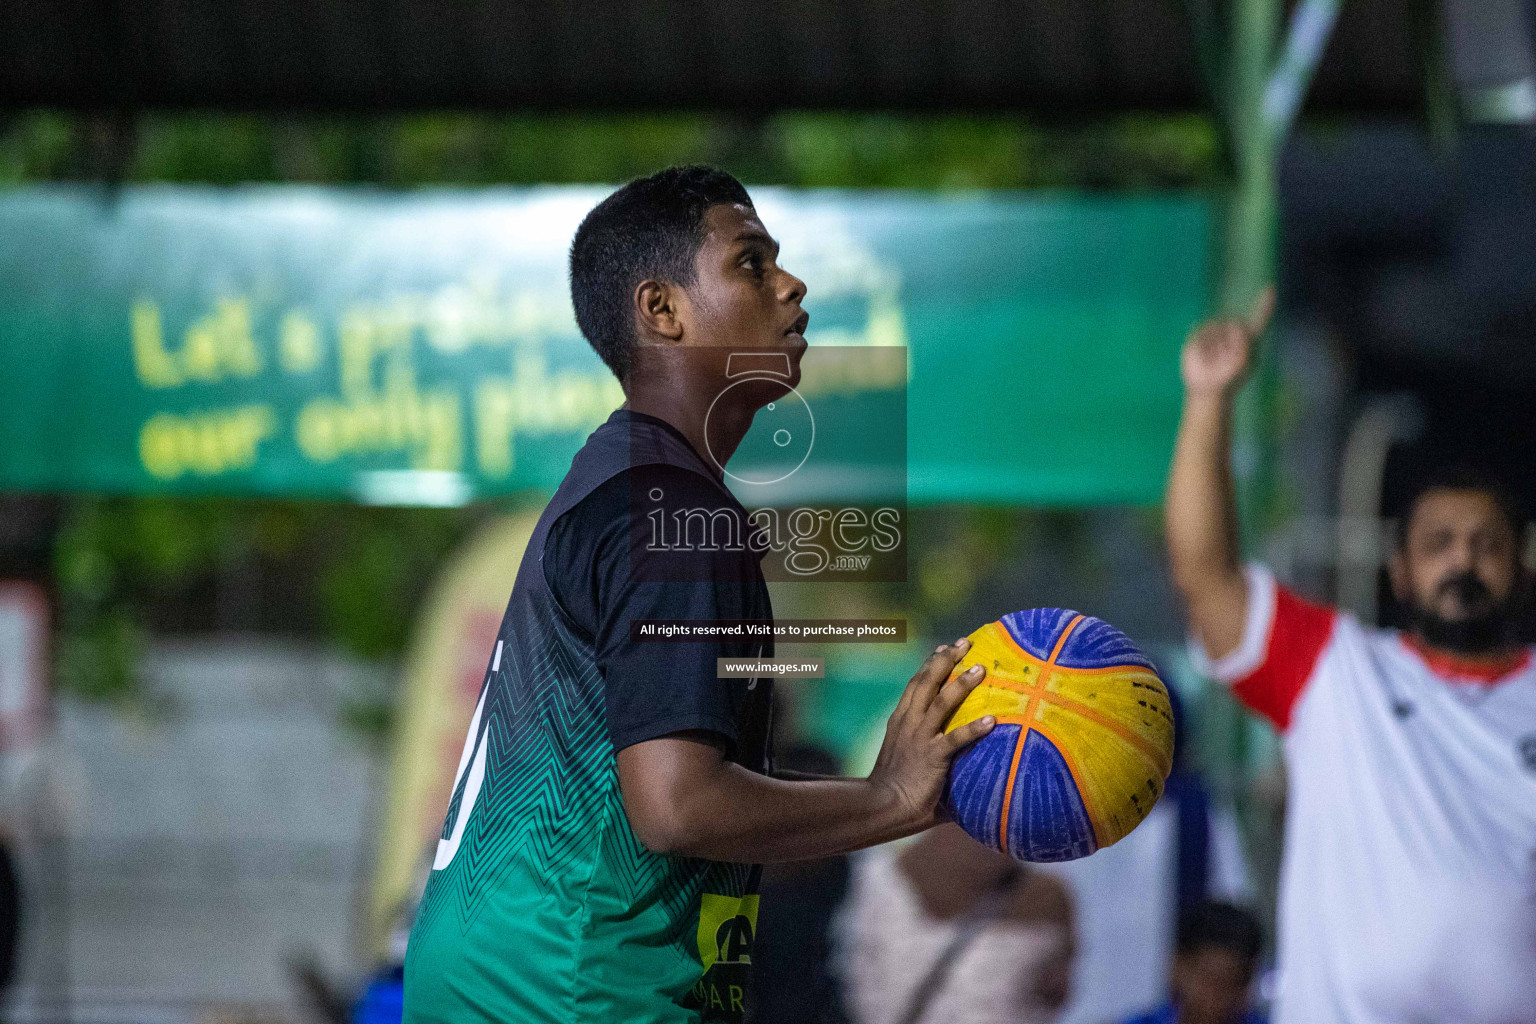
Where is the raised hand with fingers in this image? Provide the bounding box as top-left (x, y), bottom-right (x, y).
top-left (867, 638), bottom-right (995, 832)
top-left (1180, 285), bottom-right (1275, 399)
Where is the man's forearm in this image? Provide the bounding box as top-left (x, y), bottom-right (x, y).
top-left (620, 747), bottom-right (924, 863)
top-left (1166, 391), bottom-right (1249, 658)
top-left (619, 642), bottom-right (989, 864)
top-left (770, 768), bottom-right (850, 782)
top-left (673, 765), bottom-right (922, 862)
top-left (1166, 392), bottom-right (1242, 593)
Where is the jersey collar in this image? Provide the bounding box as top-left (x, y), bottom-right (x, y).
top-left (1399, 633), bottom-right (1532, 684)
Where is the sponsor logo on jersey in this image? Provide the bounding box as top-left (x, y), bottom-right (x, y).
top-left (697, 892), bottom-right (759, 970)
top-left (690, 892), bottom-right (760, 1020)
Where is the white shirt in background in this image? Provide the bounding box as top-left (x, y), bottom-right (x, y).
top-left (834, 845), bottom-right (1071, 1024)
top-left (1194, 564), bottom-right (1536, 1024)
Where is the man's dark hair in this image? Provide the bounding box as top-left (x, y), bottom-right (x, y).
top-left (1176, 900), bottom-right (1264, 962)
top-left (1397, 462), bottom-right (1527, 551)
top-left (569, 165), bottom-right (754, 382)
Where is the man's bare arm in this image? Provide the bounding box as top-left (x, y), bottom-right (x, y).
top-left (1165, 288), bottom-right (1273, 662)
top-left (617, 640), bottom-right (994, 863)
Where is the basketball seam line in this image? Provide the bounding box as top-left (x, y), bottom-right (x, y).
top-left (996, 614), bottom-right (1084, 853)
top-left (983, 679), bottom-right (1172, 775)
top-left (991, 621), bottom-right (1171, 842)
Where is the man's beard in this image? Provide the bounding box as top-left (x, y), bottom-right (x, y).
top-left (1403, 571), bottom-right (1517, 655)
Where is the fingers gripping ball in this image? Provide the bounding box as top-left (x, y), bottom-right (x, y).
top-left (942, 609), bottom-right (1174, 862)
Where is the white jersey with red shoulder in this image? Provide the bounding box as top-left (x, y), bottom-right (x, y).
top-left (1193, 564), bottom-right (1536, 1024)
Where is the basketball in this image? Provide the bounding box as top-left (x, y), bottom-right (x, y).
top-left (942, 608), bottom-right (1174, 862)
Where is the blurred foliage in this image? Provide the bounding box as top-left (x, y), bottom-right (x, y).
top-left (1, 108), bottom-right (1221, 712)
top-left (53, 495), bottom-right (485, 711)
top-left (0, 109), bottom-right (1220, 190)
top-left (795, 506), bottom-right (1107, 644)
top-left (914, 507), bottom-right (1025, 613)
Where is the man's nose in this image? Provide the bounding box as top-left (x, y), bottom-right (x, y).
top-left (779, 269), bottom-right (807, 306)
top-left (1448, 535), bottom-right (1480, 572)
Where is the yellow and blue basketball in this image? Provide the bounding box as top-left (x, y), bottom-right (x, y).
top-left (942, 608), bottom-right (1174, 861)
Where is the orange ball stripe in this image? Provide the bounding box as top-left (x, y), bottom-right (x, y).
top-left (995, 614), bottom-right (1085, 852)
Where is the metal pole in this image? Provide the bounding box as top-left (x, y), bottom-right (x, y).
top-left (1215, 0), bottom-right (1285, 954)
top-left (1218, 0), bottom-right (1282, 794)
top-left (1224, 0), bottom-right (1284, 560)
top-left (1221, 0), bottom-right (1282, 319)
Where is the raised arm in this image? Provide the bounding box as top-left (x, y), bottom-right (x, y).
top-left (617, 640), bottom-right (994, 863)
top-left (1165, 288), bottom-right (1272, 662)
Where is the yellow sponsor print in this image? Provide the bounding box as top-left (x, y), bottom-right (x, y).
top-left (696, 892), bottom-right (759, 973)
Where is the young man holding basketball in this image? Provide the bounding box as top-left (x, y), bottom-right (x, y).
top-left (1165, 294), bottom-right (1536, 1023)
top-left (402, 167), bottom-right (996, 1024)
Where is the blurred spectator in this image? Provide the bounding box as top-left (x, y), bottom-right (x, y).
top-left (347, 855), bottom-right (427, 1024)
top-left (1119, 900), bottom-right (1266, 1024)
top-left (289, 854), bottom-right (424, 1024)
top-left (1161, 686), bottom-right (1228, 918)
top-left (751, 742), bottom-right (851, 1024)
top-left (1167, 299), bottom-right (1536, 1023)
top-left (1040, 679), bottom-right (1251, 1023)
top-left (834, 824), bottom-right (1074, 1024)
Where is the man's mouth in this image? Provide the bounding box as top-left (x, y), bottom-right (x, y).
top-left (784, 311), bottom-right (810, 339)
top-left (1438, 571), bottom-right (1492, 611)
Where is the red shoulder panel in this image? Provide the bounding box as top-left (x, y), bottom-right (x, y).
top-left (1231, 586), bottom-right (1337, 731)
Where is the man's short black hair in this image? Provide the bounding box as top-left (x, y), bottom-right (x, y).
top-left (1397, 462), bottom-right (1527, 550)
top-left (1176, 900), bottom-right (1264, 962)
top-left (569, 165), bottom-right (754, 382)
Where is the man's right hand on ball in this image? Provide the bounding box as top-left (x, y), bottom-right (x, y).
top-left (867, 638), bottom-right (994, 830)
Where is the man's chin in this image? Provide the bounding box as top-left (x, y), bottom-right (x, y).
top-left (1409, 608), bottom-right (1511, 655)
top-left (781, 342), bottom-right (805, 390)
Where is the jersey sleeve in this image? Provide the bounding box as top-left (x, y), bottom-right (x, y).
top-left (545, 465), bottom-right (768, 755)
top-left (1187, 563), bottom-right (1337, 731)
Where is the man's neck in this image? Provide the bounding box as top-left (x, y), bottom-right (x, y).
top-left (623, 383), bottom-right (754, 479)
top-left (1402, 632), bottom-right (1529, 681)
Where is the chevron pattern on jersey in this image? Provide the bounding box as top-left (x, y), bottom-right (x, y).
top-left (416, 600), bottom-right (612, 933)
top-left (413, 593), bottom-right (754, 965)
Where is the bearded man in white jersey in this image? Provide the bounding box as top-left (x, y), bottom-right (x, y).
top-left (1165, 290), bottom-right (1536, 1024)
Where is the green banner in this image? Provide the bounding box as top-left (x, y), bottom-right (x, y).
top-left (0, 186), bottom-right (1209, 505)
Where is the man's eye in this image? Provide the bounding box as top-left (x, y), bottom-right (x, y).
top-left (1475, 533), bottom-right (1510, 557)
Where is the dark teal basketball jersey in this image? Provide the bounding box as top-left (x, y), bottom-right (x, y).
top-left (404, 409), bottom-right (774, 1024)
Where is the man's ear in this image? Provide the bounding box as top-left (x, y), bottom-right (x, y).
top-left (634, 278), bottom-right (686, 343)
